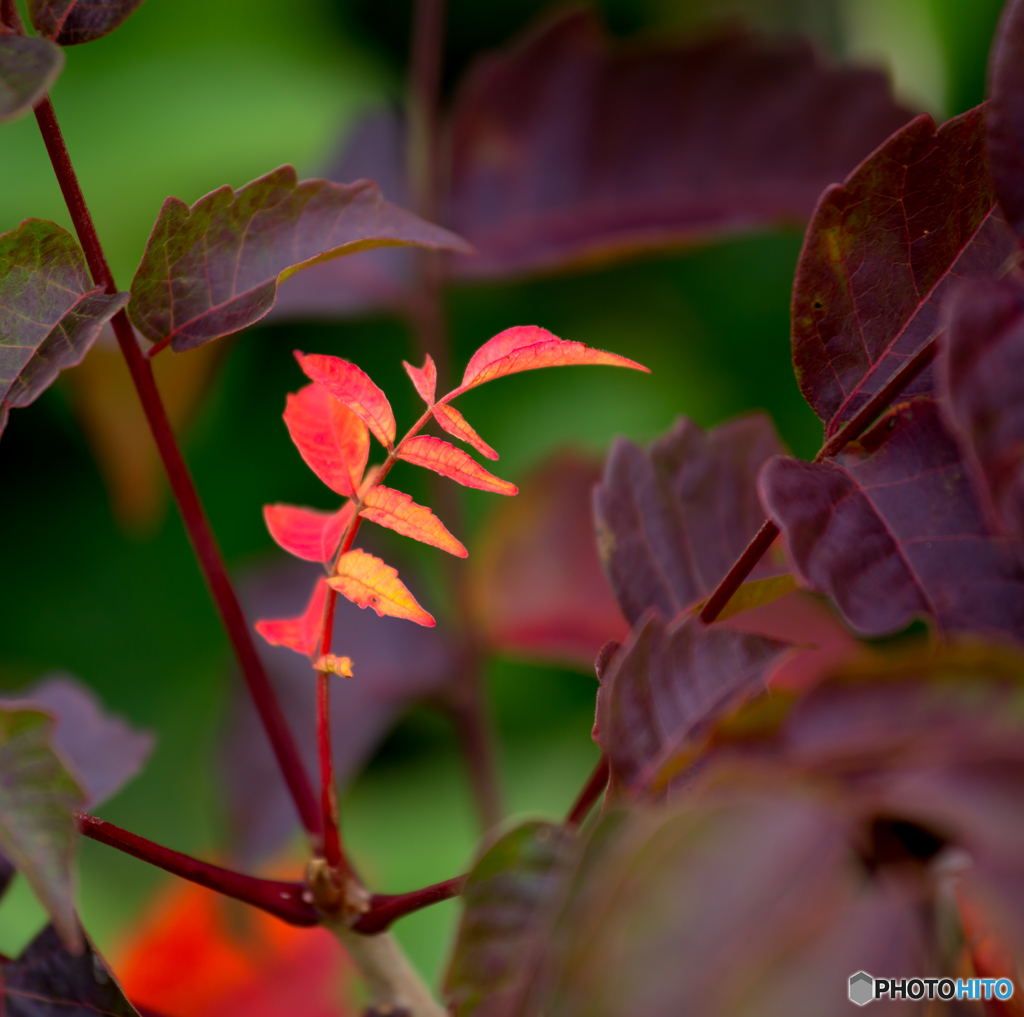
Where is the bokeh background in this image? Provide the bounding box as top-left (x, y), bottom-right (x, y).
top-left (0, 0), bottom-right (1010, 996)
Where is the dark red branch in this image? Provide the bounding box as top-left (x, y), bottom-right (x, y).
top-left (317, 670), bottom-right (342, 870)
top-left (32, 97), bottom-right (321, 842)
top-left (77, 813), bottom-right (319, 927)
top-left (698, 519), bottom-right (781, 625)
top-left (566, 755), bottom-right (609, 828)
top-left (353, 875), bottom-right (465, 934)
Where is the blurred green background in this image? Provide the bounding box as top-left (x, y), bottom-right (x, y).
top-left (0, 0), bottom-right (1009, 992)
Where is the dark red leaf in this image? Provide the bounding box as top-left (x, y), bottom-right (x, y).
top-left (988, 0), bottom-right (1024, 238)
top-left (940, 275), bottom-right (1024, 542)
top-left (593, 414), bottom-right (787, 626)
top-left (27, 0), bottom-right (145, 45)
top-left (791, 107), bottom-right (1017, 435)
top-left (127, 166), bottom-right (471, 351)
top-left (446, 9), bottom-right (913, 279)
top-left (0, 35), bottom-right (63, 122)
top-left (594, 610), bottom-right (787, 794)
top-left (760, 396), bottom-right (1024, 640)
top-left (1, 220), bottom-right (128, 437)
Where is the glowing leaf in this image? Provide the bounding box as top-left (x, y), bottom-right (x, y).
top-left (433, 403), bottom-right (498, 461)
top-left (403, 354), bottom-right (437, 405)
top-left (454, 325), bottom-right (648, 395)
top-left (328, 549), bottom-right (435, 627)
top-left (255, 577), bottom-right (327, 658)
top-left (0, 36), bottom-right (64, 124)
top-left (283, 383), bottom-right (368, 498)
top-left (398, 436), bottom-right (517, 495)
top-left (313, 655), bottom-right (353, 678)
top-left (296, 352), bottom-right (396, 448)
top-left (263, 503), bottom-right (353, 564)
top-left (361, 486), bottom-right (467, 557)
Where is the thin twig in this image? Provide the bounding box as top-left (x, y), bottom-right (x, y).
top-left (353, 875), bottom-right (465, 934)
top-left (566, 755), bottom-right (610, 827)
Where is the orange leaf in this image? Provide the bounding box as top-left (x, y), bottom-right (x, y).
top-left (433, 402), bottom-right (498, 460)
top-left (255, 577), bottom-right (327, 657)
top-left (403, 353), bottom-right (437, 405)
top-left (454, 325), bottom-right (649, 393)
top-left (313, 654), bottom-right (354, 677)
top-left (283, 383), bottom-right (368, 497)
top-left (328, 548), bottom-right (435, 626)
top-left (398, 435), bottom-right (517, 495)
top-left (263, 503), bottom-right (354, 563)
top-left (297, 351), bottom-right (396, 447)
top-left (361, 485), bottom-right (467, 557)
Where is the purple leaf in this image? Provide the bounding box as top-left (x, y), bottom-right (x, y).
top-left (1, 219), bottom-right (128, 437)
top-left (791, 107), bottom-right (1017, 435)
top-left (2, 924), bottom-right (140, 1015)
top-left (593, 414), bottom-right (786, 626)
top-left (988, 0), bottom-right (1024, 238)
top-left (940, 275), bottom-right (1024, 543)
top-left (127, 166), bottom-right (472, 352)
top-left (0, 35), bottom-right (63, 123)
top-left (27, 0), bottom-right (146, 45)
top-left (1, 674), bottom-right (154, 809)
top-left (594, 611), bottom-right (788, 794)
top-left (760, 396), bottom-right (1024, 640)
top-left (445, 9), bottom-right (913, 280)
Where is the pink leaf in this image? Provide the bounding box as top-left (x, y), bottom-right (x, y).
top-left (433, 403), bottom-right (498, 460)
top-left (296, 352), bottom-right (396, 448)
top-left (255, 577), bottom-right (328, 658)
top-left (328, 549), bottom-right (435, 627)
top-left (398, 435), bottom-right (517, 495)
top-left (263, 503), bottom-right (354, 563)
top-left (361, 486), bottom-right (467, 557)
top-left (403, 354), bottom-right (437, 405)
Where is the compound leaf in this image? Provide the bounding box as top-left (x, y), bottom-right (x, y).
top-left (263, 502), bottom-right (353, 564)
top-left (398, 435), bottom-right (517, 495)
top-left (328, 548), bottom-right (435, 627)
top-left (0, 35), bottom-right (63, 123)
top-left (27, 0), bottom-right (146, 45)
top-left (988, 0), bottom-right (1024, 237)
top-left (792, 107), bottom-right (1017, 434)
top-left (282, 382), bottom-right (368, 498)
top-left (127, 166), bottom-right (471, 351)
top-left (403, 353), bottom-right (437, 405)
top-left (255, 576), bottom-right (328, 659)
top-left (360, 486), bottom-right (467, 558)
top-left (433, 402), bottom-right (498, 460)
top-left (296, 351), bottom-right (395, 448)
top-left (1, 220), bottom-right (127, 437)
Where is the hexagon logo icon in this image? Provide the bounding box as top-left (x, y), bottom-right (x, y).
top-left (849, 971), bottom-right (874, 1006)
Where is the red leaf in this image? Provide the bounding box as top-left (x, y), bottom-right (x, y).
top-left (127, 166), bottom-right (471, 351)
top-left (398, 435), bottom-right (517, 495)
top-left (594, 414), bottom-right (787, 626)
top-left (328, 548), bottom-right (435, 626)
top-left (760, 396), bottom-right (1024, 641)
top-left (792, 107), bottom-right (1017, 435)
top-left (446, 9), bottom-right (913, 279)
top-left (28, 0), bottom-right (146, 45)
top-left (453, 325), bottom-right (647, 395)
top-left (360, 486), bottom-right (467, 557)
top-left (403, 353), bottom-right (437, 405)
top-left (263, 503), bottom-right (354, 563)
top-left (433, 402), bottom-right (498, 460)
top-left (0, 36), bottom-right (64, 123)
top-left (296, 351), bottom-right (396, 448)
top-left (282, 383), bottom-right (368, 498)
top-left (255, 577), bottom-right (327, 658)
top-left (988, 0), bottom-right (1024, 238)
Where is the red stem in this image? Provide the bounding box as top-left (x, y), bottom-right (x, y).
top-left (566, 755), bottom-right (610, 828)
top-left (32, 97), bottom-right (321, 842)
top-left (317, 670), bottom-right (341, 869)
top-left (353, 875), bottom-right (466, 935)
top-left (698, 520), bottom-right (781, 625)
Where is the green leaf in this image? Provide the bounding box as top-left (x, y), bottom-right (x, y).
top-left (0, 708), bottom-right (86, 953)
top-left (27, 0), bottom-right (147, 46)
top-left (127, 165), bottom-right (472, 352)
top-left (0, 219), bottom-right (128, 437)
top-left (0, 35), bottom-right (63, 124)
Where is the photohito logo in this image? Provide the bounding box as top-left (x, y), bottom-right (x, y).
top-left (848, 972), bottom-right (1015, 1005)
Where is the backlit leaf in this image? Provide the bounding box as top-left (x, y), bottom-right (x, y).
top-left (283, 383), bottom-right (368, 498)
top-left (403, 353), bottom-right (437, 406)
top-left (792, 107), bottom-right (1017, 435)
top-left (0, 708), bottom-right (85, 952)
top-left (328, 548), bottom-right (435, 627)
top-left (127, 166), bottom-right (471, 351)
top-left (453, 325), bottom-right (647, 395)
top-left (433, 402), bottom-right (498, 460)
top-left (760, 397), bottom-right (1024, 641)
top-left (2, 924), bottom-right (140, 1016)
top-left (594, 414), bottom-right (787, 626)
top-left (1, 220), bottom-right (128, 437)
top-left (398, 435), bottom-right (517, 495)
top-left (263, 502), bottom-right (353, 564)
top-left (255, 576), bottom-right (328, 659)
top-left (360, 486), bottom-right (466, 558)
top-left (988, 0), bottom-right (1024, 237)
top-left (0, 35), bottom-right (63, 123)
top-left (296, 351), bottom-right (395, 448)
